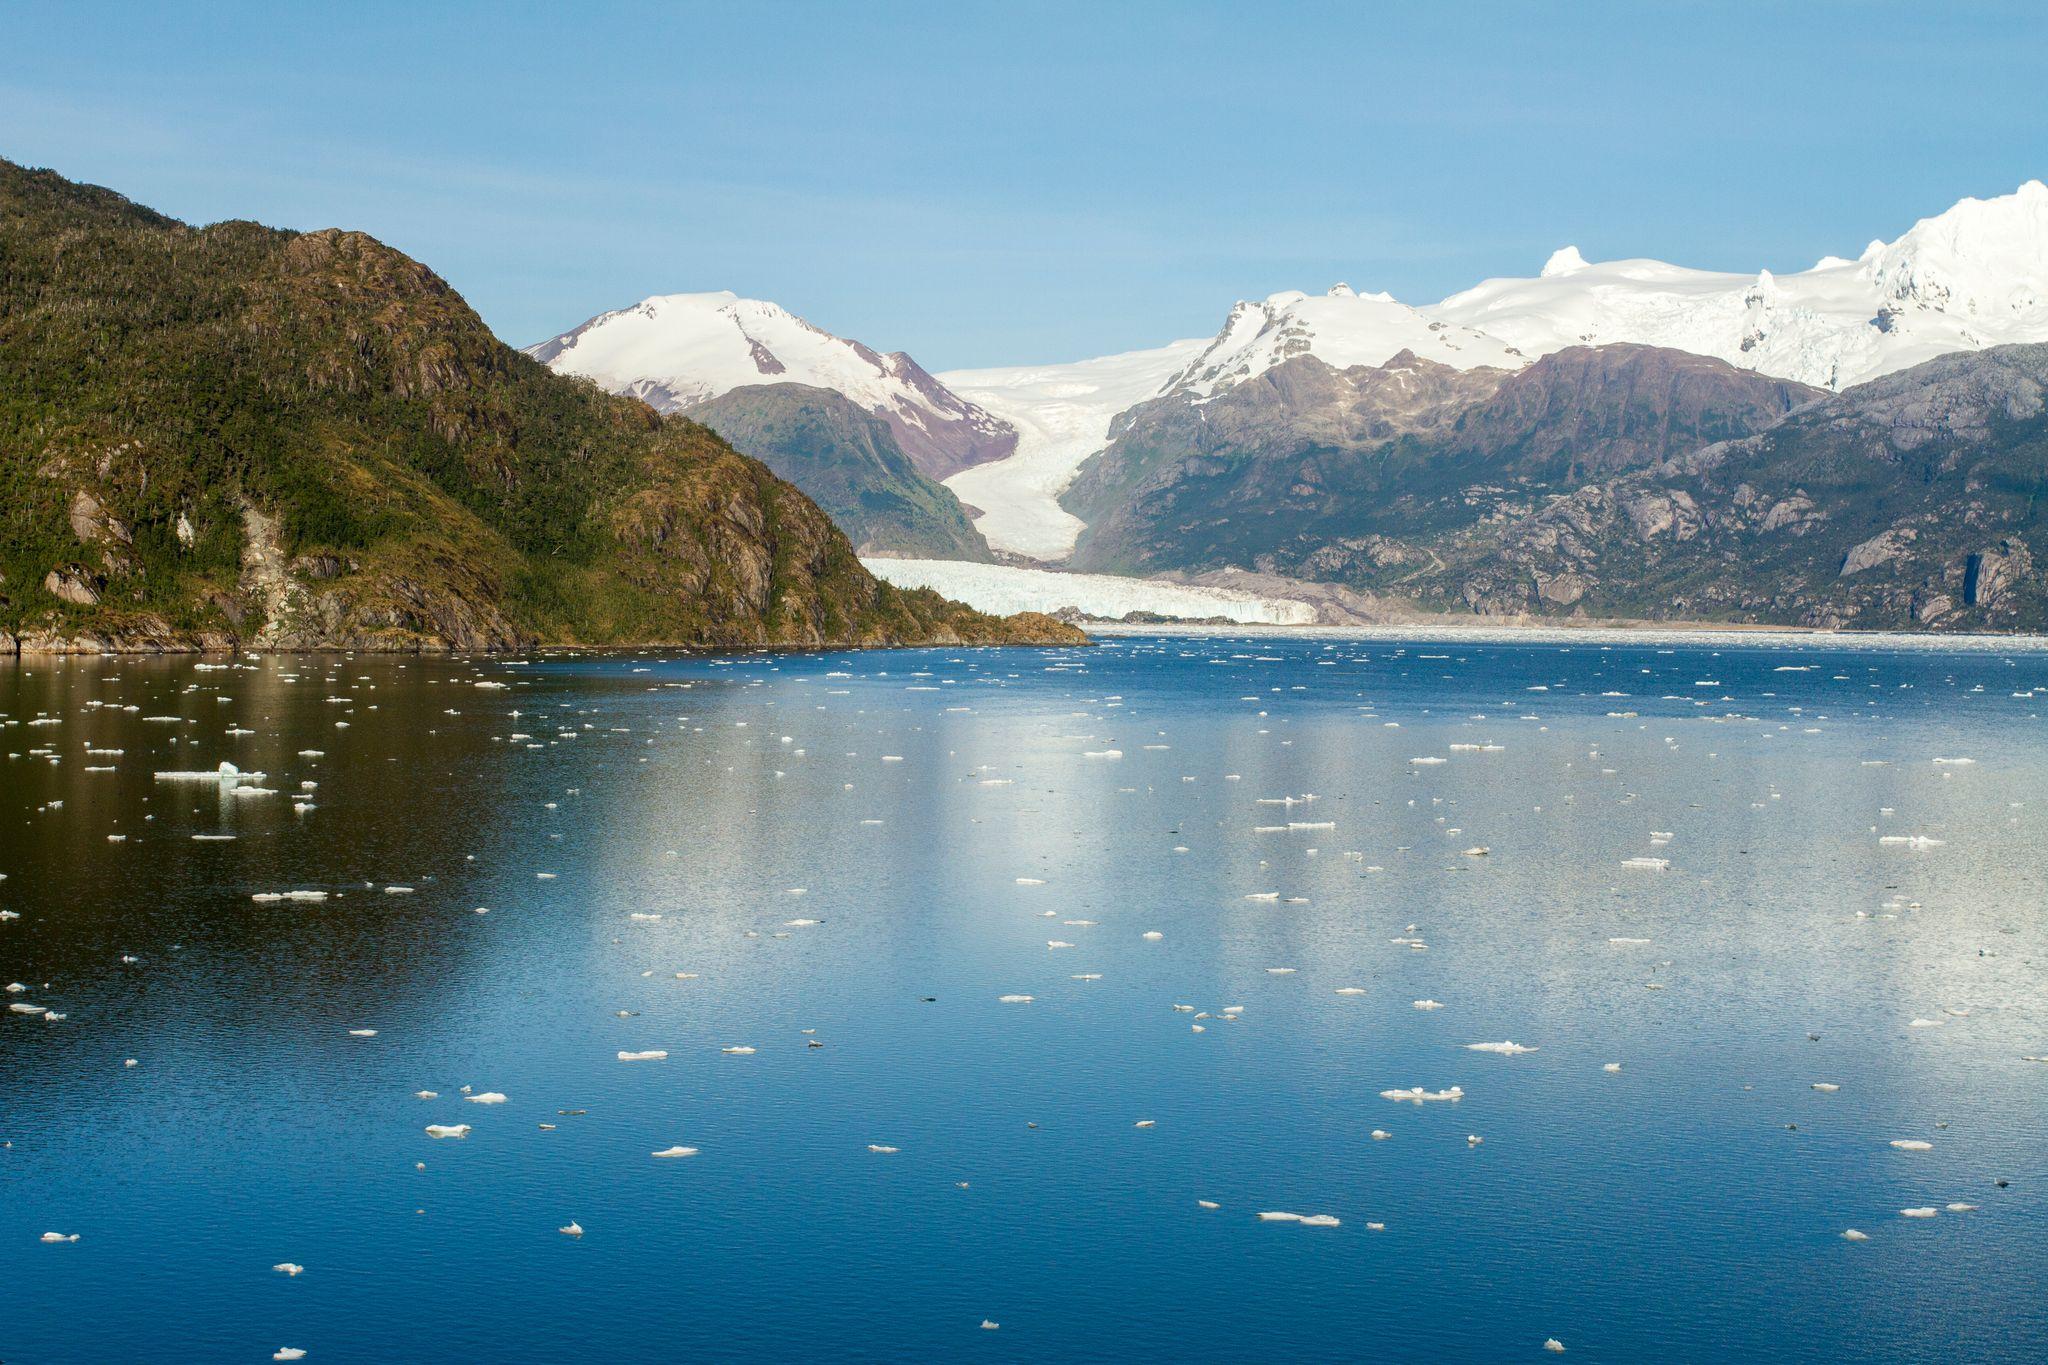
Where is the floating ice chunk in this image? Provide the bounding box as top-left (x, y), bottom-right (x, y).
top-left (273, 1262), bottom-right (304, 1276)
top-left (274, 1351), bottom-right (307, 1362)
top-left (1370, 1129), bottom-right (1391, 1140)
top-left (1413, 1000), bottom-right (1444, 1011)
top-left (1298, 1214), bottom-right (1340, 1227)
top-left (1334, 987), bottom-right (1367, 996)
top-left (1811, 1083), bottom-right (1839, 1092)
top-left (981, 1320), bottom-right (999, 1331)
top-left (559, 1221), bottom-right (583, 1236)
top-left (998, 994), bottom-right (1034, 1004)
top-left (1197, 1200), bottom-right (1220, 1210)
top-left (1545, 1341), bottom-right (1566, 1354)
top-left (1466, 1041), bottom-right (1537, 1055)
top-left (1878, 835), bottom-right (1944, 849)
top-left (1380, 1086), bottom-right (1463, 1103)
top-left (1842, 1229), bottom-right (1869, 1241)
top-left (867, 1144), bottom-right (899, 1154)
top-left (1265, 967), bottom-right (1296, 975)
top-left (466, 1092), bottom-right (508, 1105)
top-left (1908, 1018), bottom-right (1944, 1028)
top-left (1900, 1207), bottom-right (1938, 1218)
top-left (721, 1046), bottom-right (757, 1055)
top-left (1244, 892), bottom-right (1279, 901)
top-left (1134, 1119), bottom-right (1156, 1128)
top-left (617, 1050), bottom-right (667, 1062)
top-left (1015, 877), bottom-right (1045, 886)
top-left (1142, 931), bottom-right (1164, 940)
top-left (1889, 1139), bottom-right (1933, 1151)
top-left (1620, 857), bottom-right (1669, 871)
top-left (1256, 1211), bottom-right (1302, 1222)
top-left (1945, 1203), bottom-right (1977, 1212)
top-left (629, 912), bottom-right (662, 922)
top-left (784, 918), bottom-right (821, 927)
top-left (424, 1124), bottom-right (471, 1139)
top-left (347, 1029), bottom-right (377, 1038)
top-left (1046, 940), bottom-right (1074, 949)
top-left (651, 1146), bottom-right (699, 1159)
top-left (41, 1231), bottom-right (80, 1243)
top-left (1411, 756), bottom-right (1446, 766)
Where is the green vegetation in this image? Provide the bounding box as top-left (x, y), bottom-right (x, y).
top-left (0, 159), bottom-right (1081, 651)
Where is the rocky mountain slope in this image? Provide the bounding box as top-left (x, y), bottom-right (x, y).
top-left (1410, 343), bottom-right (2048, 629)
top-left (1069, 341), bottom-right (2048, 630)
top-left (1065, 345), bottom-right (1820, 574)
top-left (0, 159), bottom-right (1082, 653)
top-left (526, 291), bottom-right (1016, 479)
top-left (683, 383), bottom-right (992, 561)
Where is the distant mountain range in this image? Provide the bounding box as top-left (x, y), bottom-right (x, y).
top-left (530, 181), bottom-right (2048, 630)
top-left (0, 160), bottom-right (1080, 653)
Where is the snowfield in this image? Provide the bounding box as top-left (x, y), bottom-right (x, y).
top-left (862, 559), bottom-right (1317, 625)
top-left (937, 339), bottom-right (1205, 560)
top-left (1429, 181), bottom-right (2048, 389)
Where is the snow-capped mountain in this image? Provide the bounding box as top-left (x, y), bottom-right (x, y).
top-left (1164, 283), bottom-right (1528, 398)
top-left (529, 183), bottom-right (2048, 566)
top-left (1429, 181), bottom-right (2048, 389)
top-left (937, 339), bottom-right (1206, 561)
top-left (525, 292), bottom-right (1016, 479)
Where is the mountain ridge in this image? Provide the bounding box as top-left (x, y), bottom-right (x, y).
top-left (0, 158), bottom-right (1083, 654)
top-left (526, 291), bottom-right (1017, 480)
top-left (681, 383), bottom-right (994, 562)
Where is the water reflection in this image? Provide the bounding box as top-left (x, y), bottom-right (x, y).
top-left (3, 637), bottom-right (2045, 1362)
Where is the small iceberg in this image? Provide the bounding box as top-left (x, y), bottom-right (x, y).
top-left (1380, 1085), bottom-right (1464, 1103)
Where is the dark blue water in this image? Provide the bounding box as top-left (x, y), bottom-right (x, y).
top-left (3, 633), bottom-right (2045, 1362)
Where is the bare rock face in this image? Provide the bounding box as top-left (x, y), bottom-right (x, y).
top-left (1912, 590), bottom-right (1954, 623)
top-left (1965, 540), bottom-right (2032, 606)
top-left (69, 491), bottom-right (128, 544)
top-left (43, 566), bottom-right (102, 606)
top-left (1534, 571), bottom-right (1588, 606)
top-left (1841, 527), bottom-right (1917, 576)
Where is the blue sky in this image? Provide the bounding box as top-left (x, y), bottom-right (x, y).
top-left (7, 1), bottom-right (2045, 368)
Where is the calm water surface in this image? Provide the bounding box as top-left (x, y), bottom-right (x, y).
top-left (2, 635), bottom-right (2045, 1362)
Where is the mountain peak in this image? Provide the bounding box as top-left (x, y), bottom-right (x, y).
top-left (1540, 245), bottom-right (1589, 278)
top-left (527, 291), bottom-right (1016, 480)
